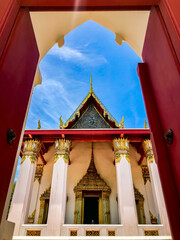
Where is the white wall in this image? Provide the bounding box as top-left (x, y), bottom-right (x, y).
top-left (27, 141), bottom-right (158, 226)
top-left (66, 142), bottom-right (119, 224)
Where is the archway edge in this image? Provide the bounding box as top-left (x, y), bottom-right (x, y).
top-left (0, 0), bottom-right (180, 240)
top-left (30, 12), bottom-right (149, 61)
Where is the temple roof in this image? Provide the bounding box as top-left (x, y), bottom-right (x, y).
top-left (63, 76), bottom-right (119, 129)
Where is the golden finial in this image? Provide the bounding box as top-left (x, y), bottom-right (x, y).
top-left (144, 119), bottom-right (148, 128)
top-left (59, 116), bottom-right (64, 129)
top-left (90, 75), bottom-right (93, 93)
top-left (119, 116), bottom-right (125, 128)
top-left (37, 119), bottom-right (41, 129)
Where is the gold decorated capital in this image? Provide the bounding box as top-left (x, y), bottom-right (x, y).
top-left (54, 139), bottom-right (71, 163)
top-left (21, 140), bottom-right (41, 164)
top-left (142, 139), bottom-right (154, 163)
top-left (113, 138), bottom-right (130, 162)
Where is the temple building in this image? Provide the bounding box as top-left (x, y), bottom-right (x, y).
top-left (8, 79), bottom-right (171, 238)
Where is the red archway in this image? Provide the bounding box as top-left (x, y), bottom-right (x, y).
top-left (0, 0), bottom-right (180, 239)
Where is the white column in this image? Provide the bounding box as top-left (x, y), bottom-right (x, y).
top-left (27, 164), bottom-right (44, 224)
top-left (113, 138), bottom-right (138, 236)
top-left (8, 140), bottom-right (41, 235)
top-left (46, 139), bottom-right (71, 236)
top-left (143, 139), bottom-right (171, 235)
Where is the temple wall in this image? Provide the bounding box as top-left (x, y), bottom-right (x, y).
top-left (66, 142), bottom-right (119, 224)
top-left (27, 141), bottom-right (158, 225)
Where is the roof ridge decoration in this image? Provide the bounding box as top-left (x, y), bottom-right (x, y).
top-left (62, 76), bottom-right (120, 129)
top-left (90, 74), bottom-right (93, 94)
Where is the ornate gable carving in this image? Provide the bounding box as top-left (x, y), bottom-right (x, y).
top-left (72, 103), bottom-right (111, 129)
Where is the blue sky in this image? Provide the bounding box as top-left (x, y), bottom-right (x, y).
top-left (26, 20), bottom-right (147, 130)
top-left (14, 21), bottom-right (148, 181)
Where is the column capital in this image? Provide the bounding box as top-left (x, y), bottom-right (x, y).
top-left (54, 139), bottom-right (71, 163)
top-left (142, 139), bottom-right (154, 163)
top-left (113, 138), bottom-right (130, 162)
top-left (21, 140), bottom-right (41, 164)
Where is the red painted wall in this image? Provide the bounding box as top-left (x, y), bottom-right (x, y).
top-left (140, 6), bottom-right (180, 239)
top-left (159, 0), bottom-right (180, 62)
top-left (163, 0), bottom-right (180, 32)
top-left (0, 9), bottom-right (39, 221)
top-left (0, 0), bottom-right (20, 58)
top-left (0, 0), bottom-right (180, 239)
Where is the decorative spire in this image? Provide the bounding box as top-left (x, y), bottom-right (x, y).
top-left (37, 119), bottom-right (41, 129)
top-left (87, 142), bottom-right (96, 173)
top-left (144, 119), bottom-right (148, 128)
top-left (90, 75), bottom-right (93, 94)
top-left (119, 116), bottom-right (125, 128)
top-left (59, 116), bottom-right (64, 129)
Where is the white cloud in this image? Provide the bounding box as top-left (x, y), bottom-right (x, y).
top-left (37, 78), bottom-right (77, 111)
top-left (47, 44), bottom-right (108, 66)
top-left (50, 46), bottom-right (85, 61)
top-left (26, 74), bottom-right (86, 129)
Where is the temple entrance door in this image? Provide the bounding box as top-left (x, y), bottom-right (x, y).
top-left (84, 197), bottom-right (99, 224)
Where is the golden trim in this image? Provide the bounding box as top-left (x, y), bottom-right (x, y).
top-left (27, 210), bottom-right (36, 224)
top-left (86, 231), bottom-right (100, 236)
top-left (149, 211), bottom-right (158, 224)
top-left (26, 230), bottom-right (41, 236)
top-left (113, 138), bottom-right (130, 162)
top-left (142, 139), bottom-right (154, 163)
top-left (21, 140), bottom-right (41, 164)
top-left (38, 199), bottom-right (45, 224)
top-left (34, 164), bottom-right (44, 183)
top-left (54, 139), bottom-right (71, 163)
top-left (38, 186), bottom-right (51, 224)
top-left (37, 119), bottom-right (41, 129)
top-left (70, 230), bottom-right (77, 236)
top-left (115, 153), bottom-right (130, 163)
top-left (90, 75), bottom-right (93, 94)
top-left (21, 155), bottom-right (36, 164)
top-left (144, 119), bottom-right (148, 128)
top-left (59, 116), bottom-right (64, 129)
top-left (141, 165), bottom-right (150, 184)
top-left (108, 231), bottom-right (115, 236)
top-left (99, 197), bottom-right (102, 224)
top-left (134, 186), bottom-right (146, 224)
top-left (54, 154), bottom-right (69, 163)
top-left (119, 116), bottom-right (125, 128)
top-left (23, 140), bottom-right (41, 152)
top-left (145, 230), bottom-right (159, 236)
